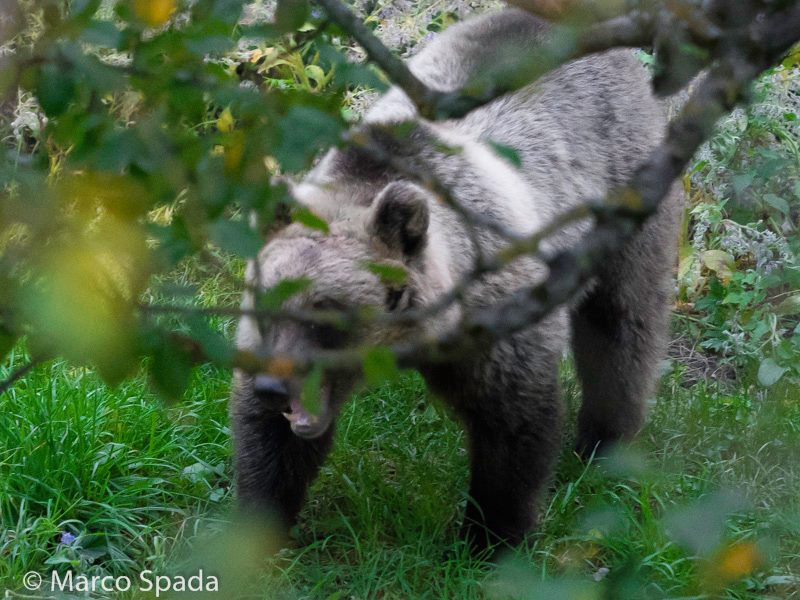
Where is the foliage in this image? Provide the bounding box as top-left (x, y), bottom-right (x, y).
top-left (0, 0), bottom-right (376, 399)
top-left (678, 65), bottom-right (800, 386)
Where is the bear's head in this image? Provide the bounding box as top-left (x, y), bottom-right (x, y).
top-left (236, 179), bottom-right (452, 439)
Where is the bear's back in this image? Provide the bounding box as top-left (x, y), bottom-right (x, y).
top-left (366, 8), bottom-right (666, 223)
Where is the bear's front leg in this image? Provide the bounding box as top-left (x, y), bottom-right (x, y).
top-left (230, 378), bottom-right (334, 526)
top-left (454, 341), bottom-right (564, 555)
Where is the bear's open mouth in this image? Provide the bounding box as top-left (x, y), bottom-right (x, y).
top-left (282, 394), bottom-right (333, 439)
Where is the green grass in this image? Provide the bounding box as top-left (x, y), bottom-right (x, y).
top-left (1, 343), bottom-right (799, 599)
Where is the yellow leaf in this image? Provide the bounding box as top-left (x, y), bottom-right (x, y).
top-left (223, 130), bottom-right (244, 174)
top-left (305, 65), bottom-right (327, 87)
top-left (132, 0), bottom-right (176, 27)
top-left (701, 249), bottom-right (735, 281)
top-left (217, 107), bottom-right (235, 133)
top-left (716, 541), bottom-right (761, 581)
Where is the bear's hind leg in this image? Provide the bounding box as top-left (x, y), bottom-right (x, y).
top-left (571, 206), bottom-right (677, 457)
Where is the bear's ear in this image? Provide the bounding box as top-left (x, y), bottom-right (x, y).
top-left (369, 181), bottom-right (430, 258)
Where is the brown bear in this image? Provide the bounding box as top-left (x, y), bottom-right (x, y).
top-left (230, 8), bottom-right (681, 553)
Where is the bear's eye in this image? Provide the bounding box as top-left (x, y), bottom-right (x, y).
top-left (308, 298), bottom-right (349, 349)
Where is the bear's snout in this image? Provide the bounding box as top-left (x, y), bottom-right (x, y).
top-left (253, 374), bottom-right (290, 406)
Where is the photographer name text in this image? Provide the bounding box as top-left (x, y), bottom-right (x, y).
top-left (22, 569), bottom-right (219, 596)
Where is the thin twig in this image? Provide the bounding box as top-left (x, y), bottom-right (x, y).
top-left (315, 0), bottom-right (438, 117)
top-left (0, 359), bottom-right (40, 395)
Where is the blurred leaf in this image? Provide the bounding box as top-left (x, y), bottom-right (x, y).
top-left (149, 334), bottom-right (194, 402)
top-left (276, 105), bottom-right (342, 172)
top-left (208, 218), bottom-right (263, 258)
top-left (0, 328), bottom-right (17, 365)
top-left (258, 278), bottom-right (312, 311)
top-left (216, 107), bottom-right (235, 133)
top-left (132, 0), bottom-right (176, 27)
top-left (713, 541), bottom-right (761, 582)
top-left (487, 559), bottom-right (599, 600)
top-left (300, 364), bottom-right (323, 416)
top-left (319, 45), bottom-right (385, 90)
top-left (362, 347), bottom-right (399, 388)
top-left (365, 262), bottom-right (407, 285)
top-left (186, 316), bottom-right (234, 365)
top-left (275, 0), bottom-right (310, 33)
top-left (36, 63), bottom-right (76, 117)
top-left (179, 518), bottom-right (283, 597)
top-left (758, 358), bottom-right (787, 387)
top-left (81, 20), bottom-right (123, 47)
top-left (292, 207), bottom-right (330, 233)
top-left (664, 490), bottom-right (748, 557)
top-left (70, 0), bottom-right (101, 18)
top-left (19, 222), bottom-right (148, 384)
top-left (488, 141), bottom-right (522, 168)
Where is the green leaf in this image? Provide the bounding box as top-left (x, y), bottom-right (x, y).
top-left (362, 347), bottom-right (399, 388)
top-left (721, 292), bottom-right (742, 305)
top-left (488, 141), bottom-right (522, 168)
top-left (764, 193), bottom-right (790, 216)
top-left (0, 326), bottom-right (17, 365)
top-left (81, 20), bottom-right (123, 47)
top-left (731, 173), bottom-right (754, 195)
top-left (150, 335), bottom-right (194, 402)
top-left (318, 43), bottom-right (385, 91)
top-left (758, 358), bottom-right (788, 387)
top-left (258, 277), bottom-right (312, 311)
top-left (69, 0), bottom-right (101, 17)
top-left (774, 294), bottom-right (800, 316)
top-left (292, 207), bottom-right (330, 233)
top-left (275, 0), bottom-right (310, 33)
top-left (701, 250), bottom-right (735, 280)
top-left (300, 364), bottom-right (323, 416)
top-left (186, 316), bottom-right (234, 365)
top-left (365, 262), bottom-right (407, 285)
top-left (208, 219), bottom-right (263, 257)
top-left (664, 490), bottom-right (748, 557)
top-left (276, 105), bottom-right (342, 172)
top-left (36, 63), bottom-right (76, 117)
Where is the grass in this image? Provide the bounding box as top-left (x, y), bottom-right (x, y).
top-left (1, 337), bottom-right (799, 599)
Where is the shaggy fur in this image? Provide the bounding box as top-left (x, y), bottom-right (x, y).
top-left (230, 8), bottom-right (682, 553)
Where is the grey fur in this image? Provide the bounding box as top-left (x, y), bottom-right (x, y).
top-left (231, 8), bottom-right (682, 553)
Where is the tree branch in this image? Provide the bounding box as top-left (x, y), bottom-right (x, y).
top-left (227, 0), bottom-right (800, 379)
top-left (316, 0), bottom-right (655, 120)
top-left (314, 0), bottom-right (440, 117)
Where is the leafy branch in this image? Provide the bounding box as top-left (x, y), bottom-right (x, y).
top-left (219, 0), bottom-right (800, 378)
